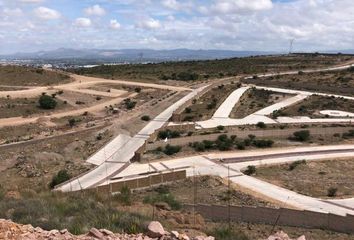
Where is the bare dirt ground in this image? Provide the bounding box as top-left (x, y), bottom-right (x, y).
top-left (0, 97), bottom-right (72, 118)
top-left (275, 95), bottom-right (354, 118)
top-left (255, 158), bottom-right (354, 198)
top-left (0, 125), bottom-right (113, 191)
top-left (230, 88), bottom-right (291, 119)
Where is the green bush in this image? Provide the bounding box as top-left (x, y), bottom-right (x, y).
top-left (49, 170), bottom-right (71, 189)
top-left (143, 192), bottom-right (181, 210)
top-left (158, 130), bottom-right (181, 139)
top-left (185, 107), bottom-right (192, 113)
top-left (327, 187), bottom-right (338, 197)
top-left (256, 121), bottom-right (266, 128)
top-left (252, 139), bottom-right (274, 148)
top-left (207, 226), bottom-right (249, 240)
top-left (292, 130), bottom-right (310, 141)
top-left (68, 118), bottom-right (76, 127)
top-left (38, 95), bottom-right (57, 109)
top-left (163, 144), bottom-right (181, 155)
top-left (141, 115), bottom-right (151, 121)
top-left (243, 165), bottom-right (256, 176)
top-left (117, 186), bottom-right (132, 205)
top-left (288, 160), bottom-right (306, 171)
top-left (217, 125), bottom-right (225, 131)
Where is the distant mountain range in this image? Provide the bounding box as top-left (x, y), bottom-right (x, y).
top-left (0, 48), bottom-right (276, 62)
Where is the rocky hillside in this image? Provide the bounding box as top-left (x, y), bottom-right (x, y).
top-left (0, 219), bottom-right (214, 240)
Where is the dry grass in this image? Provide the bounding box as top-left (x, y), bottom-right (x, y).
top-left (180, 83), bottom-right (240, 122)
top-left (0, 66), bottom-right (71, 86)
top-left (275, 95), bottom-right (354, 118)
top-left (256, 158), bottom-right (354, 198)
top-left (243, 68), bottom-right (354, 96)
top-left (0, 97), bottom-right (72, 118)
top-left (230, 88), bottom-right (291, 119)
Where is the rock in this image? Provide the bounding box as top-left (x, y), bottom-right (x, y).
top-left (179, 233), bottom-right (190, 240)
top-left (267, 231), bottom-right (305, 240)
top-left (171, 230), bottom-right (179, 238)
top-left (4, 191), bottom-right (21, 200)
top-left (297, 236), bottom-right (306, 240)
top-left (88, 228), bottom-right (105, 239)
top-left (147, 221), bottom-right (165, 238)
top-left (101, 229), bottom-right (114, 236)
top-left (193, 237), bottom-right (215, 240)
top-left (155, 202), bottom-right (171, 211)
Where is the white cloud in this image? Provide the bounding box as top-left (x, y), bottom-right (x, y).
top-left (212, 0), bottom-right (273, 14)
top-left (74, 17), bottom-right (92, 27)
top-left (34, 6), bottom-right (61, 19)
top-left (20, 0), bottom-right (44, 3)
top-left (136, 18), bottom-right (161, 29)
top-left (162, 0), bottom-right (179, 10)
top-left (84, 4), bottom-right (106, 16)
top-left (3, 8), bottom-right (23, 16)
top-left (110, 19), bottom-right (121, 29)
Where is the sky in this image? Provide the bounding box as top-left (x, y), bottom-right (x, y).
top-left (0, 0), bottom-right (354, 54)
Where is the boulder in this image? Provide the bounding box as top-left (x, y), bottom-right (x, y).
top-left (147, 221), bottom-right (165, 238)
top-left (88, 228), bottom-right (105, 239)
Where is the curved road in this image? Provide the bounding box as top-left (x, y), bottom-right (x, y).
top-left (103, 145), bottom-right (354, 216)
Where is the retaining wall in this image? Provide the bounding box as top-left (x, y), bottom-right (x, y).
top-left (184, 204), bottom-right (354, 234)
top-left (96, 170), bottom-right (187, 194)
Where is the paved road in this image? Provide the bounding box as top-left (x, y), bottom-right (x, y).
top-left (212, 86), bottom-right (250, 119)
top-left (55, 85), bottom-right (209, 192)
top-left (193, 85), bottom-right (354, 129)
top-left (103, 145), bottom-right (354, 216)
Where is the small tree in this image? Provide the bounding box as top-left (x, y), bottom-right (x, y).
top-left (39, 95), bottom-right (57, 109)
top-left (49, 170), bottom-right (71, 189)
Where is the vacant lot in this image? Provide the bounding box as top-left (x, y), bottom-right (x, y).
top-left (71, 54), bottom-right (353, 82)
top-left (275, 95), bottom-right (354, 118)
top-left (243, 68), bottom-right (354, 96)
top-left (0, 65), bottom-right (71, 86)
top-left (230, 88), bottom-right (290, 119)
top-left (0, 97), bottom-right (71, 118)
top-left (256, 158), bottom-right (354, 198)
top-left (180, 83), bottom-right (240, 121)
top-left (134, 175), bottom-right (276, 208)
top-left (0, 126), bottom-right (113, 191)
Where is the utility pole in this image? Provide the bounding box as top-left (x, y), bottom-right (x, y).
top-left (289, 39), bottom-right (295, 54)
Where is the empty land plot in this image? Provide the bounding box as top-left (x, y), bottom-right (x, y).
top-left (255, 158), bottom-right (354, 198)
top-left (243, 68), bottom-right (354, 96)
top-left (230, 88), bottom-right (291, 119)
top-left (134, 175), bottom-right (277, 208)
top-left (71, 54), bottom-right (354, 82)
top-left (0, 126), bottom-right (113, 191)
top-left (0, 97), bottom-right (72, 118)
top-left (180, 83), bottom-right (240, 122)
top-left (0, 65), bottom-right (71, 86)
top-left (273, 95), bottom-right (354, 118)
top-left (56, 90), bottom-right (113, 107)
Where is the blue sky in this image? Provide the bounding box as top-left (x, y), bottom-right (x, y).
top-left (0, 0), bottom-right (354, 54)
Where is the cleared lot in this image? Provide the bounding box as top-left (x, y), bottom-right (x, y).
top-left (256, 158), bottom-right (354, 198)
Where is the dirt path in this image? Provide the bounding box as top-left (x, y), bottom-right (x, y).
top-left (0, 93), bottom-right (137, 127)
top-left (0, 73), bottom-right (191, 99)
